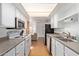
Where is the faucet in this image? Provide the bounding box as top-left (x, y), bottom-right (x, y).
top-left (67, 32), bottom-right (71, 38)
top-left (62, 32), bottom-right (71, 38)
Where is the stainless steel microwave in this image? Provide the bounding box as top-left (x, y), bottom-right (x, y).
top-left (15, 17), bottom-right (25, 29)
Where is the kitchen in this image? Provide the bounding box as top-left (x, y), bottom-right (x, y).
top-left (0, 3), bottom-right (79, 56)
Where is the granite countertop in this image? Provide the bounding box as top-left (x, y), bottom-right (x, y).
top-left (47, 33), bottom-right (79, 55)
top-left (0, 36), bottom-right (25, 56)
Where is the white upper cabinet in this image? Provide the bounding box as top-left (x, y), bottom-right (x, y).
top-left (55, 4), bottom-right (79, 22)
top-left (16, 9), bottom-right (21, 19)
top-left (16, 9), bottom-right (24, 21)
top-left (51, 14), bottom-right (58, 28)
top-left (1, 3), bottom-right (16, 28)
top-left (21, 14), bottom-right (24, 21)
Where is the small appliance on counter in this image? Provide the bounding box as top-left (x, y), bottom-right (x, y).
top-left (15, 17), bottom-right (25, 29)
top-left (7, 30), bottom-right (23, 39)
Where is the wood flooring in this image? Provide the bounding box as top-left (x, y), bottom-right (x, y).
top-left (29, 37), bottom-right (50, 56)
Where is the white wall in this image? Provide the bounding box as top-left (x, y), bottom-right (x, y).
top-left (35, 17), bottom-right (50, 38)
top-left (36, 22), bottom-right (45, 37)
top-left (30, 17), bottom-right (50, 38)
top-left (29, 17), bottom-right (36, 34)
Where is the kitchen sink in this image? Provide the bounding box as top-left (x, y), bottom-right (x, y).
top-left (59, 38), bottom-right (74, 42)
top-left (54, 36), bottom-right (78, 42)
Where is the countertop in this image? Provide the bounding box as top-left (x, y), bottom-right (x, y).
top-left (0, 34), bottom-right (31, 56)
top-left (47, 33), bottom-right (79, 55)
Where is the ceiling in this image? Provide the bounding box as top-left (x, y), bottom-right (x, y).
top-left (21, 3), bottom-right (57, 17)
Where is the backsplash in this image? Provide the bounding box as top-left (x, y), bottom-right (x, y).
top-left (55, 22), bottom-right (79, 35)
top-left (0, 26), bottom-right (23, 38)
top-left (63, 22), bottom-right (79, 36)
top-left (55, 13), bottom-right (79, 35)
top-left (0, 26), bottom-right (7, 38)
top-left (55, 20), bottom-right (79, 41)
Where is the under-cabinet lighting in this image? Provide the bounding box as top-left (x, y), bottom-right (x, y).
top-left (64, 18), bottom-right (71, 22)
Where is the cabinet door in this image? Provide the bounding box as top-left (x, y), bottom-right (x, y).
top-left (55, 41), bottom-right (64, 56)
top-left (2, 3), bottom-right (15, 28)
top-left (51, 37), bottom-right (56, 56)
top-left (25, 39), bottom-right (28, 56)
top-left (65, 47), bottom-right (78, 56)
top-left (47, 35), bottom-right (50, 52)
top-left (25, 35), bottom-right (31, 56)
top-left (4, 48), bottom-right (15, 56)
top-left (58, 20), bottom-right (65, 28)
top-left (16, 9), bottom-right (21, 18)
top-left (51, 14), bottom-right (58, 28)
top-left (51, 16), bottom-right (54, 28)
top-left (16, 41), bottom-right (24, 56)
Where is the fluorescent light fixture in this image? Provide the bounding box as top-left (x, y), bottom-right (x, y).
top-left (21, 3), bottom-right (57, 17)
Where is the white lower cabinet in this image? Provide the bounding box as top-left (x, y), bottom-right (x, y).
top-left (3, 35), bottom-right (31, 56)
top-left (25, 35), bottom-right (31, 56)
top-left (47, 35), bottom-right (50, 52)
top-left (16, 41), bottom-right (24, 56)
top-left (55, 40), bottom-right (64, 56)
top-left (65, 47), bottom-right (78, 56)
top-left (51, 37), bottom-right (56, 56)
top-left (51, 36), bottom-right (79, 56)
top-left (4, 48), bottom-right (15, 56)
